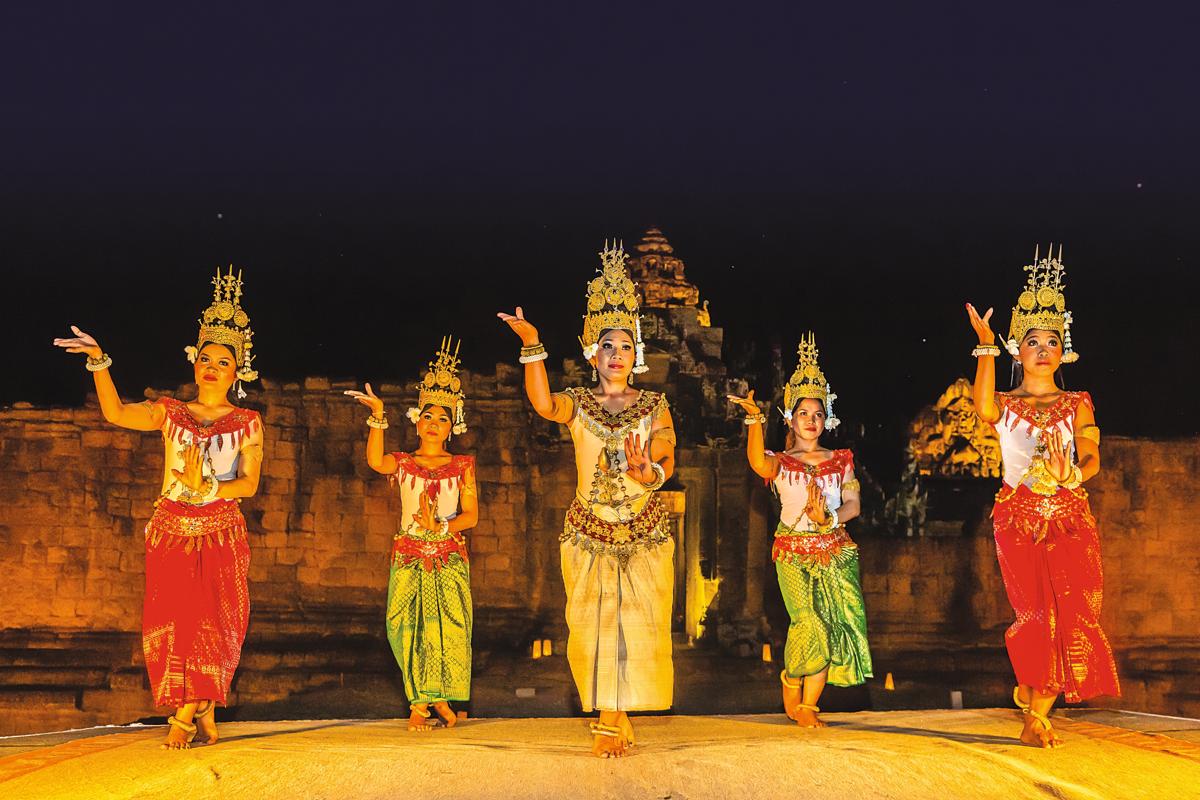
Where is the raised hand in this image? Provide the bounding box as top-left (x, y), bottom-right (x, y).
top-left (804, 479), bottom-right (829, 526)
top-left (343, 382), bottom-right (385, 417)
top-left (171, 443), bottom-right (206, 492)
top-left (965, 304), bottom-right (996, 345)
top-left (726, 389), bottom-right (761, 416)
top-left (1044, 427), bottom-right (1073, 483)
top-left (53, 325), bottom-right (103, 359)
top-left (496, 306), bottom-right (541, 347)
top-left (414, 490), bottom-right (441, 533)
top-left (624, 431), bottom-right (655, 485)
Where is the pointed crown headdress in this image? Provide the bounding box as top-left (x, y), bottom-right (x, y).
top-left (1006, 244), bottom-right (1078, 363)
top-left (781, 332), bottom-right (839, 429)
top-left (186, 265), bottom-right (257, 383)
top-left (409, 336), bottom-right (467, 434)
top-left (579, 240), bottom-right (648, 374)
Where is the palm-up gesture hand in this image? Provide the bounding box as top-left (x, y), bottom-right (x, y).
top-left (53, 325), bottom-right (103, 359)
top-left (726, 389), bottom-right (761, 416)
top-left (965, 304), bottom-right (996, 346)
top-left (343, 382), bottom-right (385, 417)
top-left (496, 307), bottom-right (540, 347)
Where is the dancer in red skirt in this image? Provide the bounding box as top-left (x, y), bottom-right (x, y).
top-left (965, 246), bottom-right (1119, 749)
top-left (54, 266), bottom-right (265, 750)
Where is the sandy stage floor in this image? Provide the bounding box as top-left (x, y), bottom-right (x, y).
top-left (2, 709), bottom-right (1199, 800)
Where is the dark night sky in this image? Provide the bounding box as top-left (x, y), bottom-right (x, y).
top-left (3, 3), bottom-right (1198, 453)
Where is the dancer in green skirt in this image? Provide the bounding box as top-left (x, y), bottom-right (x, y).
top-left (728, 332), bottom-right (872, 727)
top-left (345, 337), bottom-right (478, 731)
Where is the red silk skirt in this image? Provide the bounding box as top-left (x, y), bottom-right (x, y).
top-left (142, 499), bottom-right (251, 707)
top-left (992, 484), bottom-right (1120, 702)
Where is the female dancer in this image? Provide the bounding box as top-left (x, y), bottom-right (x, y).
top-left (53, 266), bottom-right (265, 750)
top-left (965, 246), bottom-right (1119, 748)
top-left (498, 241), bottom-right (676, 758)
top-left (345, 337), bottom-right (477, 731)
top-left (728, 332), bottom-right (872, 727)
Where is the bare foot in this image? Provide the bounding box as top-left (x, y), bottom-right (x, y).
top-left (408, 705), bottom-right (434, 732)
top-left (194, 701), bottom-right (218, 745)
top-left (160, 717), bottom-right (196, 750)
top-left (432, 701), bottom-right (458, 729)
top-left (1020, 712), bottom-right (1063, 749)
top-left (617, 714), bottom-right (636, 747)
top-left (591, 731), bottom-right (627, 758)
top-left (781, 676), bottom-right (802, 720)
top-left (793, 705), bottom-right (826, 728)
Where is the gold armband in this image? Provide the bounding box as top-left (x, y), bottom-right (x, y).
top-left (842, 478), bottom-right (861, 493)
top-left (649, 427), bottom-right (677, 446)
top-left (1075, 425), bottom-right (1100, 444)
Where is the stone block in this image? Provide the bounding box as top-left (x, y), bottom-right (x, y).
top-left (261, 511), bottom-right (290, 531)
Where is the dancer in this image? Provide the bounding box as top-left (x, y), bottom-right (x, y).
top-left (498, 241), bottom-right (676, 758)
top-left (728, 332), bottom-right (872, 727)
top-left (53, 266), bottom-right (264, 750)
top-left (345, 337), bottom-right (477, 731)
top-left (965, 245), bottom-right (1119, 749)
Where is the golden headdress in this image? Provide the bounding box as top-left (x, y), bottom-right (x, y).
top-left (579, 240), bottom-right (648, 374)
top-left (407, 336), bottom-right (467, 434)
top-left (1006, 244), bottom-right (1077, 363)
top-left (186, 266), bottom-right (257, 388)
top-left (781, 332), bottom-right (839, 429)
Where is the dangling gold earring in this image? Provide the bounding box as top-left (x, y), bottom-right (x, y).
top-left (592, 367), bottom-right (598, 382)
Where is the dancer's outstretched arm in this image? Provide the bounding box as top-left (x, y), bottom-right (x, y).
top-left (53, 325), bottom-right (164, 431)
top-left (965, 304), bottom-right (1001, 424)
top-left (344, 382), bottom-right (398, 474)
top-left (497, 307), bottom-right (573, 423)
top-left (727, 390), bottom-right (778, 479)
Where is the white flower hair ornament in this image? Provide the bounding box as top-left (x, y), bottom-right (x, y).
top-left (406, 407), bottom-right (421, 424)
top-left (824, 384), bottom-right (840, 430)
top-left (184, 345), bottom-right (199, 364)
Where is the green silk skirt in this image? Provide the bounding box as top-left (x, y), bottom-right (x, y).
top-left (385, 555), bottom-right (473, 704)
top-left (774, 524), bottom-right (873, 687)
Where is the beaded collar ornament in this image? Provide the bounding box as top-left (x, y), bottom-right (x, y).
top-left (185, 266), bottom-right (257, 395)
top-left (578, 240), bottom-right (648, 374)
top-left (407, 336), bottom-right (467, 434)
top-left (781, 331), bottom-right (839, 429)
top-left (1006, 244), bottom-right (1078, 363)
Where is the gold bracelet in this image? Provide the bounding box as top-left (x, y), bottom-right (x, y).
top-left (1061, 464), bottom-right (1083, 490)
top-left (85, 353), bottom-right (113, 372)
top-left (366, 414), bottom-right (389, 430)
top-left (743, 413), bottom-right (767, 426)
top-left (519, 343), bottom-right (545, 356)
top-left (971, 344), bottom-right (1001, 358)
